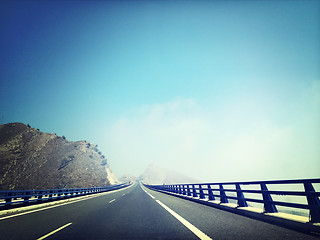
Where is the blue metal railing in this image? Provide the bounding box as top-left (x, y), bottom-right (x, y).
top-left (145, 178), bottom-right (320, 223)
top-left (0, 182), bottom-right (130, 208)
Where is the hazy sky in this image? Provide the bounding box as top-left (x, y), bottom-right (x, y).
top-left (1, 0), bottom-right (319, 182)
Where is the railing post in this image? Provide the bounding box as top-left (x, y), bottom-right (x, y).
top-left (5, 192), bottom-right (12, 207)
top-left (304, 182), bottom-right (320, 223)
top-left (174, 185), bottom-right (179, 194)
top-left (236, 184), bottom-right (247, 207)
top-left (182, 185), bottom-right (187, 195)
top-left (178, 185), bottom-right (182, 194)
top-left (187, 185), bottom-right (192, 196)
top-left (219, 184), bottom-right (228, 203)
top-left (48, 190), bottom-right (53, 200)
top-left (207, 184), bottom-right (215, 201)
top-left (37, 191), bottom-right (43, 203)
top-left (260, 183), bottom-right (277, 213)
top-left (57, 190), bottom-right (62, 199)
top-left (192, 184), bottom-right (198, 198)
top-left (199, 185), bottom-right (205, 199)
top-left (23, 191), bottom-right (30, 204)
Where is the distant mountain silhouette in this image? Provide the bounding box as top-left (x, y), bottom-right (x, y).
top-left (0, 122), bottom-right (118, 190)
top-left (119, 174), bottom-right (137, 183)
top-left (140, 164), bottom-right (199, 185)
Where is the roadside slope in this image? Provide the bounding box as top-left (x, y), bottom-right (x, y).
top-left (0, 122), bottom-right (115, 190)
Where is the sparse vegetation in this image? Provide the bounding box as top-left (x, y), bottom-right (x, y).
top-left (101, 159), bottom-right (107, 165)
top-left (58, 158), bottom-right (71, 170)
top-left (0, 122), bottom-right (112, 190)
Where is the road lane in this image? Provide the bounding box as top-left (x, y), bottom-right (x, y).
top-left (0, 184), bottom-right (135, 240)
top-left (143, 185), bottom-right (320, 240)
top-left (1, 182), bottom-right (319, 240)
top-left (52, 182), bottom-right (198, 239)
top-left (37, 223), bottom-right (72, 240)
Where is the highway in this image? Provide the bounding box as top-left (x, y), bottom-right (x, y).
top-left (0, 182), bottom-right (319, 240)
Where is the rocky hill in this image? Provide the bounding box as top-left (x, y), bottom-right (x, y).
top-left (0, 122), bottom-right (118, 190)
top-left (140, 164), bottom-right (199, 185)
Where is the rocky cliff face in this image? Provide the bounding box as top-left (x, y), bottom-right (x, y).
top-left (0, 122), bottom-right (118, 190)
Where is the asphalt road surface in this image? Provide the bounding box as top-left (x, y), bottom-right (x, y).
top-left (0, 182), bottom-right (319, 240)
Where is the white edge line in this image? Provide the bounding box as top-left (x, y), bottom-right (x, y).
top-left (141, 185), bottom-right (155, 199)
top-left (37, 222), bottom-right (72, 240)
top-left (145, 190), bottom-right (155, 199)
top-left (156, 200), bottom-right (212, 240)
top-left (0, 184), bottom-right (133, 221)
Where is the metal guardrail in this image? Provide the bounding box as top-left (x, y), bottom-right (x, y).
top-left (0, 182), bottom-right (130, 208)
top-left (145, 178), bottom-right (320, 223)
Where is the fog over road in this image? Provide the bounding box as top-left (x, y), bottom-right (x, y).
top-left (0, 183), bottom-right (318, 240)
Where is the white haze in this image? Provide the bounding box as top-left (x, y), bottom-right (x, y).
top-left (101, 80), bottom-right (320, 182)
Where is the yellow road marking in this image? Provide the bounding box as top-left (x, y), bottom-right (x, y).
top-left (109, 199), bottom-right (116, 203)
top-left (37, 222), bottom-right (72, 240)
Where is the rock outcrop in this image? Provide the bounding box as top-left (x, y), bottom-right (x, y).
top-left (0, 122), bottom-right (118, 190)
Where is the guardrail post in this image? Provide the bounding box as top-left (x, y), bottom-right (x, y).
top-left (37, 191), bottom-right (43, 203)
top-left (174, 185), bottom-right (179, 194)
top-left (304, 182), bottom-right (320, 223)
top-left (199, 185), bottom-right (205, 199)
top-left (182, 185), bottom-right (187, 195)
top-left (207, 184), bottom-right (215, 201)
top-left (48, 191), bottom-right (53, 201)
top-left (260, 183), bottom-right (277, 213)
top-left (23, 192), bottom-right (30, 204)
top-left (219, 184), bottom-right (228, 203)
top-left (192, 184), bottom-right (198, 197)
top-left (57, 190), bottom-right (62, 199)
top-left (187, 185), bottom-right (192, 196)
top-left (5, 192), bottom-right (12, 206)
top-left (236, 184), bottom-right (247, 207)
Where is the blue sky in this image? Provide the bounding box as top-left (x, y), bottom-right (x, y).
top-left (1, 0), bottom-right (319, 182)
